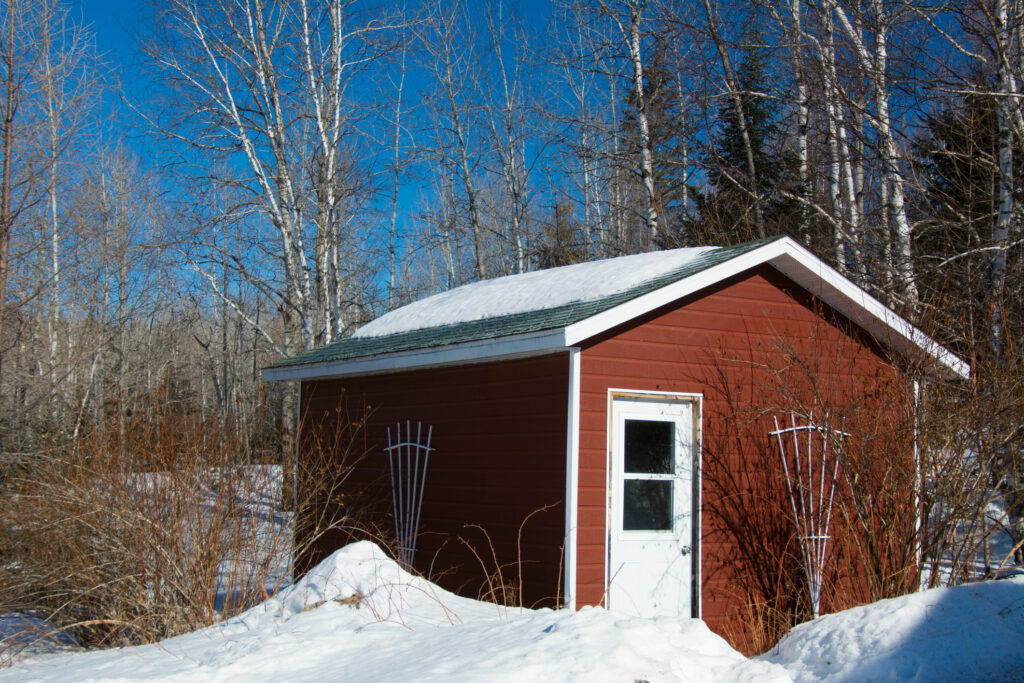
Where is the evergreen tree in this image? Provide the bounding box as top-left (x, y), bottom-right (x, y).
top-left (913, 93), bottom-right (1024, 351)
top-left (621, 41), bottom-right (694, 249)
top-left (694, 32), bottom-right (797, 246)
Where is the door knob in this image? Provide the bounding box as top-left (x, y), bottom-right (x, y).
top-left (680, 545), bottom-right (691, 556)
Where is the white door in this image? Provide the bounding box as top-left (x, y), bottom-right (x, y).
top-left (608, 395), bottom-right (696, 618)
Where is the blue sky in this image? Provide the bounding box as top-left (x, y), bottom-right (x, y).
top-left (70, 0), bottom-right (144, 69)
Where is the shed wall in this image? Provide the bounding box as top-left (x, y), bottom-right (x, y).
top-left (298, 352), bottom-right (570, 607)
top-left (576, 265), bottom-right (898, 640)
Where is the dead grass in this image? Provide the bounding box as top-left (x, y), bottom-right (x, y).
top-left (0, 391), bottom-right (372, 658)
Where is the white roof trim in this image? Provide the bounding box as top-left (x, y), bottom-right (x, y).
top-left (564, 237), bottom-right (969, 379)
top-left (264, 237), bottom-right (969, 382)
top-left (768, 240), bottom-right (970, 379)
top-left (261, 327), bottom-right (567, 382)
top-left (563, 240), bottom-right (789, 345)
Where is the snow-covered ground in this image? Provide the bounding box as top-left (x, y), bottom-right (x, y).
top-left (760, 571), bottom-right (1024, 682)
top-left (0, 542), bottom-right (786, 682)
top-left (3, 541), bottom-right (1022, 682)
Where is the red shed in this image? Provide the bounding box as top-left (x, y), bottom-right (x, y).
top-left (264, 236), bottom-right (967, 642)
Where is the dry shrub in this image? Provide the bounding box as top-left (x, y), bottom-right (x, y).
top-left (451, 504), bottom-right (561, 612)
top-left (708, 312), bottom-right (1024, 653)
top-left (918, 348), bottom-right (1024, 583)
top-left (0, 396), bottom-right (286, 650)
top-left (0, 391), bottom-right (371, 656)
top-left (701, 318), bottom-right (921, 653)
top-left (700, 360), bottom-right (809, 653)
top-left (291, 393), bottom-right (388, 579)
top-left (758, 332), bottom-right (921, 604)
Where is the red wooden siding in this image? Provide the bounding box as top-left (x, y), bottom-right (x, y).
top-left (575, 265), bottom-right (898, 641)
top-left (298, 352), bottom-right (570, 608)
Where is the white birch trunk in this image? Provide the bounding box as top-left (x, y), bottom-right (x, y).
top-left (625, 0), bottom-right (660, 247)
top-left (991, 0), bottom-right (1016, 357)
top-left (829, 0), bottom-right (917, 304)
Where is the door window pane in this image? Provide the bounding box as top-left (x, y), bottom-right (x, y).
top-left (624, 419), bottom-right (673, 474)
top-left (623, 480), bottom-right (672, 530)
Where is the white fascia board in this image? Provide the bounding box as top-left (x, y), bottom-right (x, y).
top-left (266, 238), bottom-right (969, 383)
top-left (769, 241), bottom-right (970, 379)
top-left (261, 327), bottom-right (568, 382)
top-left (564, 239), bottom-right (792, 346)
top-left (564, 237), bottom-right (970, 379)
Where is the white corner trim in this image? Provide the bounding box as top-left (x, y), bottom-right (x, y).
top-left (563, 348), bottom-right (581, 610)
top-left (261, 328), bottom-right (567, 382)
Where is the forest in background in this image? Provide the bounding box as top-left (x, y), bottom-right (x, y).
top-left (0, 0), bottom-right (1020, 449)
top-left (0, 0), bottom-right (1022, 650)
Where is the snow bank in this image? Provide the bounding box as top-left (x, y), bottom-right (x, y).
top-left (761, 575), bottom-right (1024, 682)
top-left (7, 543), bottom-right (1022, 681)
top-left (353, 247), bottom-right (717, 338)
top-left (0, 541), bottom-right (789, 682)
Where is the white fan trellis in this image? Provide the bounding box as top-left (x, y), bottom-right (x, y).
top-left (386, 421), bottom-right (434, 570)
top-left (771, 412), bottom-right (847, 619)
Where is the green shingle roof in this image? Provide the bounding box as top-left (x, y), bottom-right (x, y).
top-left (269, 237), bottom-right (780, 370)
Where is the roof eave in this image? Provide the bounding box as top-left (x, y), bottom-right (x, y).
top-left (767, 240), bottom-right (970, 380)
top-left (264, 236), bottom-right (969, 383)
top-left (261, 327), bottom-right (569, 382)
top-left (561, 237), bottom-right (969, 380)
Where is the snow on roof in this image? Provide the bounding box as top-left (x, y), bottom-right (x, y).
top-left (353, 247), bottom-right (718, 339)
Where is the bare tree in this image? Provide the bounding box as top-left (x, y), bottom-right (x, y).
top-left (146, 0), bottom-right (404, 495)
top-left (148, 0), bottom-right (400, 354)
top-left (596, 0), bottom-right (662, 246)
top-left (35, 0), bottom-right (99, 422)
top-left (698, 0), bottom-right (767, 240)
top-left (419, 0), bottom-right (490, 280)
top-left (479, 0), bottom-right (535, 273)
top-left (821, 0), bottom-right (918, 304)
top-left (0, 0), bottom-right (48, 384)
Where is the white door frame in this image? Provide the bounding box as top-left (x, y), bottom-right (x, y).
top-left (605, 389), bottom-right (702, 617)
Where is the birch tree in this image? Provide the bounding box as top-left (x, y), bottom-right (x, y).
top-left (149, 0), bottom-right (399, 355)
top-left (823, 0), bottom-right (918, 304)
top-left (35, 0), bottom-right (98, 422)
top-left (479, 0), bottom-right (534, 273)
top-left (596, 0), bottom-right (662, 247)
top-left (148, 0), bottom-right (402, 501)
top-left (548, 1), bottom-right (615, 257)
top-left (548, 0), bottom-right (668, 256)
top-left (699, 0), bottom-right (767, 240)
top-left (419, 0), bottom-right (489, 280)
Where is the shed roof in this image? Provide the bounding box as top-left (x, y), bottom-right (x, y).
top-left (264, 236), bottom-right (969, 382)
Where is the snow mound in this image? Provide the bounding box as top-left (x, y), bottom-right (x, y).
top-left (0, 541), bottom-right (790, 682)
top-left (257, 539), bottom-right (494, 627)
top-left (353, 246), bottom-right (717, 338)
top-left (761, 575), bottom-right (1024, 682)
